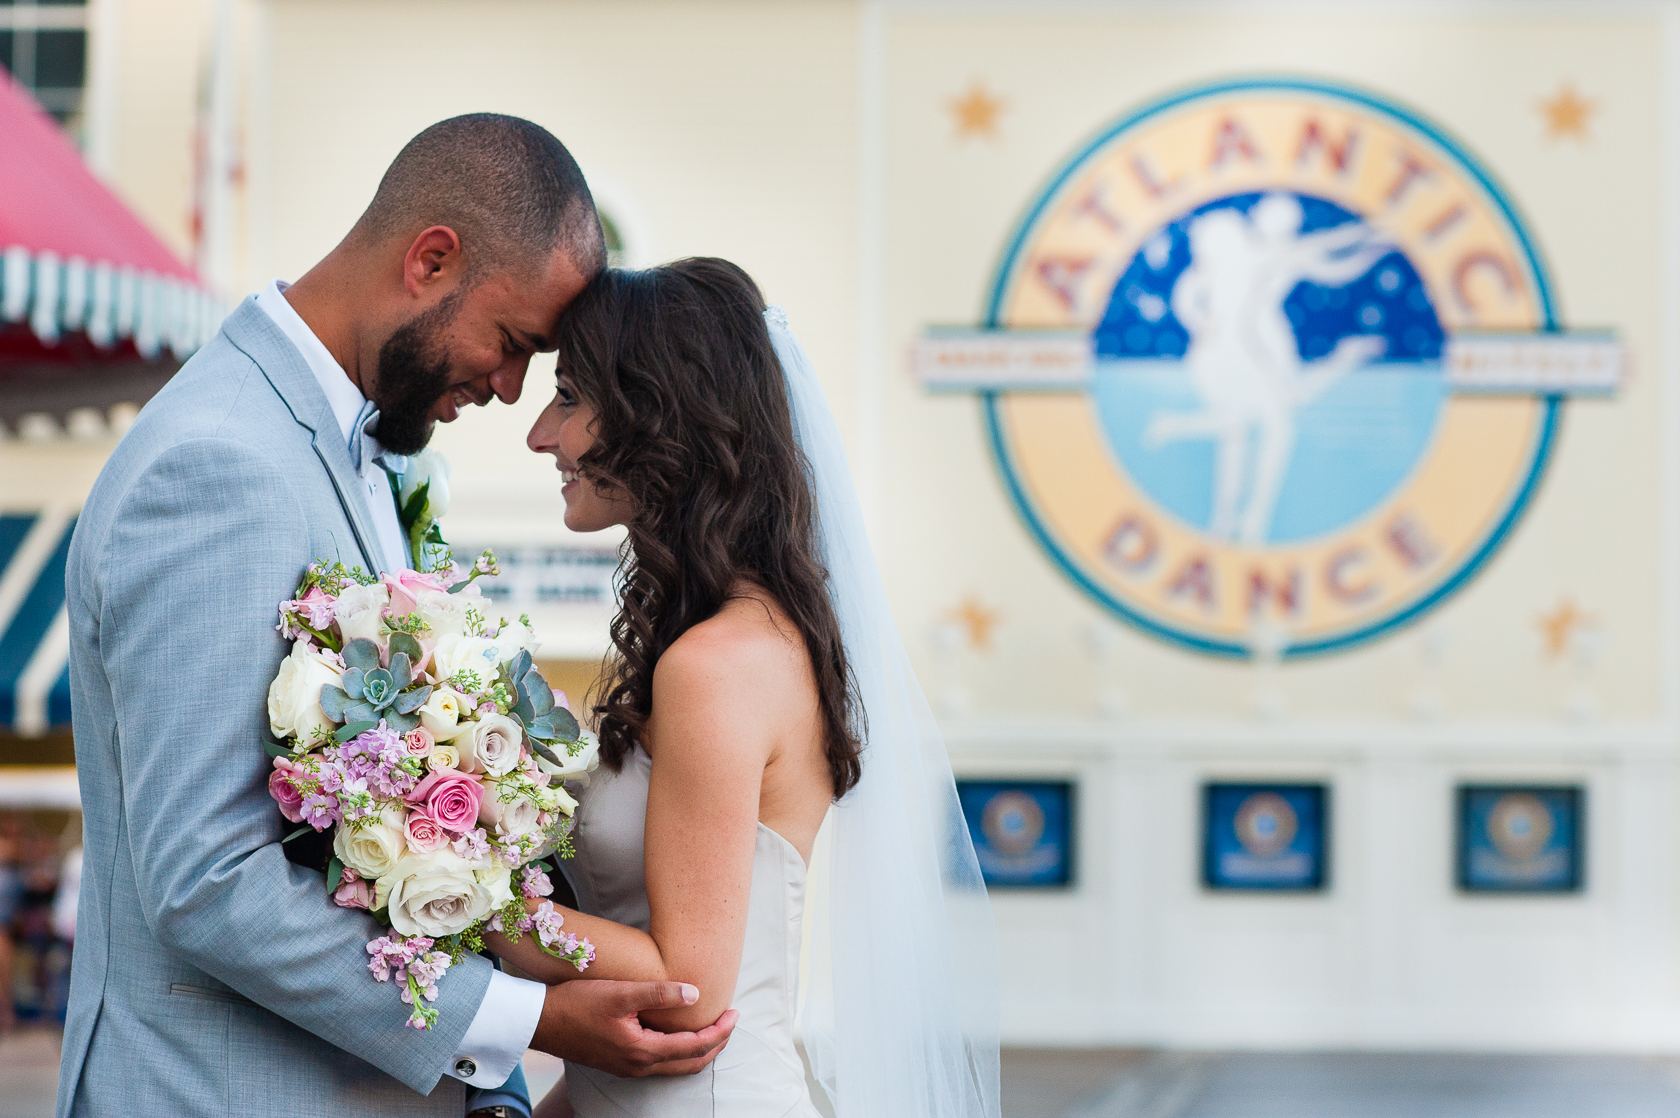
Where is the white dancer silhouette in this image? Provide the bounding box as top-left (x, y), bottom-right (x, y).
top-left (1145, 194), bottom-right (1391, 544)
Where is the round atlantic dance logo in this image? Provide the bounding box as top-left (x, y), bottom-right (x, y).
top-left (978, 79), bottom-right (1566, 658)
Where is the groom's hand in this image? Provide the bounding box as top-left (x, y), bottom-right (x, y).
top-left (531, 981), bottom-right (739, 1078)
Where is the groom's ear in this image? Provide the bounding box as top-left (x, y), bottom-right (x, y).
top-left (402, 225), bottom-right (465, 297)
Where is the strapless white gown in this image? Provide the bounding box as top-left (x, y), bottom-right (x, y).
top-left (561, 745), bottom-right (822, 1117)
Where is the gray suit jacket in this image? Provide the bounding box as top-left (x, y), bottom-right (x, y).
top-left (57, 300), bottom-right (492, 1117)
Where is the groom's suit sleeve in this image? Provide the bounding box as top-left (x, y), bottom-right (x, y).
top-left (94, 436), bottom-right (495, 1095)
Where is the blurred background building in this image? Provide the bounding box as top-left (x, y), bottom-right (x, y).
top-left (1, 0), bottom-right (1678, 1111)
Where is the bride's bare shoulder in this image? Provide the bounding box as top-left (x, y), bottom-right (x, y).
top-left (652, 590), bottom-right (810, 709)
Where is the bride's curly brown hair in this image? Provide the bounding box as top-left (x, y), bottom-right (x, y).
top-left (550, 257), bottom-right (863, 798)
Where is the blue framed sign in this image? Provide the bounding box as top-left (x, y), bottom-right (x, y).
top-left (1457, 785), bottom-right (1583, 893)
top-left (1203, 783), bottom-right (1328, 891)
top-left (957, 780), bottom-right (1075, 889)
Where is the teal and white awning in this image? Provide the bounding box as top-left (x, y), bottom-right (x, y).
top-left (1, 244), bottom-right (220, 359)
top-left (0, 512), bottom-right (74, 737)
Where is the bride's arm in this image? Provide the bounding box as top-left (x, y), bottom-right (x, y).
top-left (488, 621), bottom-right (788, 1032)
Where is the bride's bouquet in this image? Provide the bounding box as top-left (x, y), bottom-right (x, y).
top-left (263, 523), bottom-right (598, 1028)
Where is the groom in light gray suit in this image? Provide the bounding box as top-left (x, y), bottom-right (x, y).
top-left (58, 115), bottom-right (735, 1118)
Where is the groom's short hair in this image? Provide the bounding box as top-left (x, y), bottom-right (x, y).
top-left (353, 113), bottom-right (605, 278)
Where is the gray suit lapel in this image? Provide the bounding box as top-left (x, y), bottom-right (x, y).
top-left (220, 300), bottom-right (383, 574)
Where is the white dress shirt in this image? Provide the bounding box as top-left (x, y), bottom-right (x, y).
top-left (254, 280), bottom-right (546, 1088)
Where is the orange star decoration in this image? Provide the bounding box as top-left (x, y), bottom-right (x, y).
top-left (1539, 83), bottom-right (1596, 142)
top-left (947, 595), bottom-right (1001, 651)
top-left (1538, 598), bottom-right (1594, 659)
top-left (949, 82), bottom-right (1005, 141)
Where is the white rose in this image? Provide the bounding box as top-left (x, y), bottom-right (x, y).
top-left (478, 865), bottom-right (515, 910)
top-left (266, 639), bottom-right (344, 742)
top-left (538, 782), bottom-right (578, 816)
top-left (378, 848), bottom-right (498, 938)
top-left (333, 581), bottom-right (389, 648)
top-left (469, 715), bottom-right (524, 778)
top-left (418, 688), bottom-right (471, 742)
top-left (432, 633), bottom-right (503, 685)
top-left (427, 745), bottom-right (461, 772)
top-left (479, 782), bottom-right (542, 836)
top-left (418, 584), bottom-right (484, 639)
top-left (491, 619), bottom-right (541, 664)
top-left (333, 807), bottom-right (407, 880)
top-left (398, 448), bottom-right (452, 522)
top-left (535, 727), bottom-right (601, 781)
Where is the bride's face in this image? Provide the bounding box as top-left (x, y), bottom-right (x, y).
top-left (528, 372), bottom-right (630, 532)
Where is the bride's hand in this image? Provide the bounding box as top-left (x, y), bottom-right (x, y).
top-left (529, 980), bottom-right (740, 1079)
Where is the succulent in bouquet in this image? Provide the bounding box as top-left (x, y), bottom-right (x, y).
top-left (264, 534), bottom-right (600, 1029)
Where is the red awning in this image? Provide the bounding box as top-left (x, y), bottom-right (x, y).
top-left (0, 74), bottom-right (218, 360)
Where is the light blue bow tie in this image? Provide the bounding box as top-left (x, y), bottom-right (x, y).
top-left (347, 398), bottom-right (409, 478)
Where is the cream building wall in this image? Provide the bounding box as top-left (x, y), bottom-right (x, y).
top-left (12, 0), bottom-right (1680, 1051)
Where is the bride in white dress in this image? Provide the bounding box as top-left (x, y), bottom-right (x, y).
top-left (490, 258), bottom-right (1000, 1118)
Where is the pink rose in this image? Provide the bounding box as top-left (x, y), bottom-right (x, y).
top-left (333, 866), bottom-right (374, 910)
top-left (403, 727), bottom-right (435, 758)
top-left (405, 769), bottom-right (483, 833)
top-left (383, 569), bottom-right (449, 619)
top-left (268, 761), bottom-right (306, 824)
top-left (404, 809), bottom-right (451, 854)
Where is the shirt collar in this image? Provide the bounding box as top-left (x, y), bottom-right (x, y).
top-left (253, 279), bottom-right (365, 449)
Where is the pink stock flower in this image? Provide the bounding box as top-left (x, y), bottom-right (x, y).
top-left (405, 769), bottom-right (484, 833)
top-left (292, 585), bottom-right (337, 629)
top-left (299, 791), bottom-right (340, 830)
top-left (404, 809), bottom-right (451, 855)
top-left (268, 761), bottom-right (306, 824)
top-left (520, 865), bottom-right (554, 900)
top-left (530, 901), bottom-right (595, 970)
top-left (333, 866), bottom-right (374, 910)
top-left (402, 727), bottom-right (435, 758)
top-left (451, 828), bottom-right (492, 863)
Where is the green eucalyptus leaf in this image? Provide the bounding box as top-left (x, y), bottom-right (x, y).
top-left (326, 856), bottom-right (344, 894)
top-left (510, 649), bottom-right (533, 682)
top-left (388, 632), bottom-right (423, 665)
top-left (523, 671), bottom-right (555, 716)
top-left (548, 706), bottom-right (580, 741)
top-left (281, 824), bottom-right (314, 844)
top-left (262, 739), bottom-right (292, 760)
top-left (335, 720), bottom-right (378, 742)
top-left (528, 738), bottom-right (564, 767)
top-left (343, 639), bottom-right (382, 674)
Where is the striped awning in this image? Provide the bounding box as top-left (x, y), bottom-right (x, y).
top-left (0, 512), bottom-right (73, 736)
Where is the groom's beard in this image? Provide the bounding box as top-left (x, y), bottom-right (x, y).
top-left (371, 293), bottom-right (461, 456)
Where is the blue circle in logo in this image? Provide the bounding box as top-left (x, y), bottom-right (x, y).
top-left (1089, 191), bottom-right (1450, 544)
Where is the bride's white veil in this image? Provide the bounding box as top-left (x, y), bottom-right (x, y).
top-left (766, 308), bottom-right (1001, 1118)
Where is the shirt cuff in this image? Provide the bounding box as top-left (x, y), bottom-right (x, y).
top-left (449, 969), bottom-right (546, 1088)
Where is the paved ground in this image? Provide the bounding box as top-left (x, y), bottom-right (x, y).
top-left (1002, 1051), bottom-right (1680, 1118)
top-left (12, 1030), bottom-right (1680, 1117)
top-left (0, 1029), bottom-right (58, 1118)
